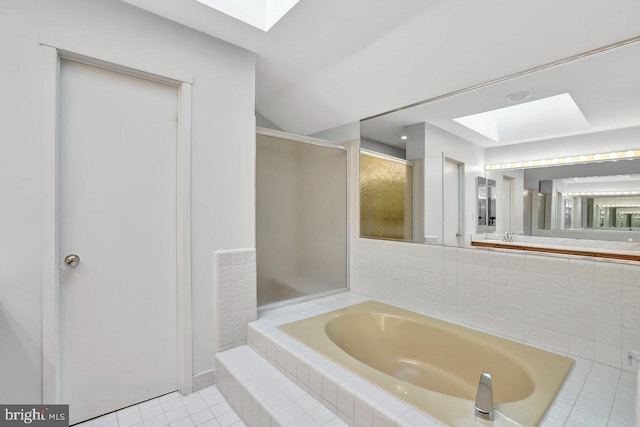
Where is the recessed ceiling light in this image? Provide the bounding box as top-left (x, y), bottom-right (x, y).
top-left (506, 91), bottom-right (530, 102)
top-left (400, 135), bottom-right (408, 140)
top-left (453, 93), bottom-right (589, 143)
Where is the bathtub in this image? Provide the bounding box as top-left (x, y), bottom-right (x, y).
top-left (278, 300), bottom-right (573, 426)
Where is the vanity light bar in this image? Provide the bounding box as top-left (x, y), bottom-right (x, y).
top-left (566, 191), bottom-right (640, 196)
top-left (600, 213), bottom-right (640, 216)
top-left (599, 204), bottom-right (640, 208)
top-left (485, 149), bottom-right (640, 171)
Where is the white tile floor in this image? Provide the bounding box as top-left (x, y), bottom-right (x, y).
top-left (74, 386), bottom-right (247, 427)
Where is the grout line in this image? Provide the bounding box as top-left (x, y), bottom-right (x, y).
top-left (83, 386), bottom-right (245, 427)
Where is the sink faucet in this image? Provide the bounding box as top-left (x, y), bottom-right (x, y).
top-left (503, 231), bottom-right (514, 242)
top-left (475, 372), bottom-right (494, 421)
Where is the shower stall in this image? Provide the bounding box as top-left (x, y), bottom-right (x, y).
top-left (256, 129), bottom-right (348, 306)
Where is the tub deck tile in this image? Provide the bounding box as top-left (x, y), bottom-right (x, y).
top-left (247, 291), bottom-right (637, 427)
top-left (216, 345), bottom-right (345, 427)
top-left (396, 409), bottom-right (438, 427)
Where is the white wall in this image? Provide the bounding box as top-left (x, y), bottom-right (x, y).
top-left (310, 121), bottom-right (361, 144)
top-left (405, 123), bottom-right (425, 160)
top-left (360, 138), bottom-right (406, 159)
top-left (0, 0), bottom-right (255, 402)
top-left (422, 124), bottom-right (485, 244)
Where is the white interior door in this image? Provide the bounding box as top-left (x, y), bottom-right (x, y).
top-left (443, 159), bottom-right (462, 246)
top-left (59, 59), bottom-right (179, 424)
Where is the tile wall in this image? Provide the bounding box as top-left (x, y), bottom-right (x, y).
top-left (350, 238), bottom-right (640, 372)
top-left (193, 369), bottom-right (217, 392)
top-left (214, 249), bottom-right (258, 352)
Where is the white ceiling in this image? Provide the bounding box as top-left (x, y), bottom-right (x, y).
top-left (122, 0), bottom-right (640, 136)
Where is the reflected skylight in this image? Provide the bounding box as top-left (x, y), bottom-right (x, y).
top-left (195, 0), bottom-right (301, 31)
top-left (453, 93), bottom-right (589, 143)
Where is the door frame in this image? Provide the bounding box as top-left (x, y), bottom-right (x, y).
top-left (40, 43), bottom-right (194, 403)
top-left (442, 154), bottom-right (465, 245)
top-left (501, 174), bottom-right (516, 233)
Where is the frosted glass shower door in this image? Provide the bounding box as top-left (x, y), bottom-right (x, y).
top-left (256, 132), bottom-right (348, 306)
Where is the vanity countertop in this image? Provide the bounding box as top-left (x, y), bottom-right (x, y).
top-left (471, 238), bottom-right (640, 262)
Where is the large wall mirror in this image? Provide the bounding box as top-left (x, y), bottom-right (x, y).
top-left (359, 36), bottom-right (640, 256)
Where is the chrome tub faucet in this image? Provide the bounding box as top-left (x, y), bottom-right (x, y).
top-left (475, 372), bottom-right (494, 421)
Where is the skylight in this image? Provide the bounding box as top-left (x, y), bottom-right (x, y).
top-left (195, 0), bottom-right (301, 31)
top-left (453, 93), bottom-right (589, 143)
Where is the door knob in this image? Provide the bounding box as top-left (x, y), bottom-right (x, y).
top-left (64, 254), bottom-right (80, 267)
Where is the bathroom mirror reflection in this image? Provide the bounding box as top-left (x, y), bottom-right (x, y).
top-left (489, 161), bottom-right (640, 239)
top-left (359, 36), bottom-right (640, 251)
top-left (359, 150), bottom-right (416, 241)
top-left (476, 177), bottom-right (496, 233)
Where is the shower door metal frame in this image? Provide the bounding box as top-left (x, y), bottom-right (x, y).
top-left (256, 127), bottom-right (351, 309)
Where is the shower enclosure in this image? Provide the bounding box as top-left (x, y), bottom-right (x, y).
top-left (256, 129), bottom-right (348, 306)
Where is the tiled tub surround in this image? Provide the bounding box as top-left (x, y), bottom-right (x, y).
top-left (214, 249), bottom-right (258, 352)
top-left (278, 300), bottom-right (574, 426)
top-left (350, 238), bottom-right (640, 372)
top-left (239, 293), bottom-right (635, 426)
top-left (221, 292), bottom-right (445, 427)
top-left (216, 346), bottom-right (348, 427)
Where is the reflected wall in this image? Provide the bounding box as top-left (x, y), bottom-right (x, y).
top-left (256, 133), bottom-right (347, 306)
